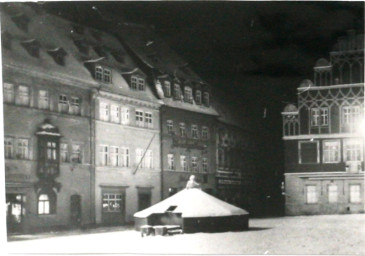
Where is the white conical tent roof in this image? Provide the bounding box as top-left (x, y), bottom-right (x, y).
top-left (134, 188), bottom-right (249, 218)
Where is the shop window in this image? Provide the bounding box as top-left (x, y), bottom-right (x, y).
top-left (306, 185), bottom-right (317, 204)
top-left (350, 184), bottom-right (361, 203)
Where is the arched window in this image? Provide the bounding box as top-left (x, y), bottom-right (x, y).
top-left (38, 189), bottom-right (56, 215)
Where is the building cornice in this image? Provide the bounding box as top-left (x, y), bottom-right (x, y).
top-left (297, 83), bottom-right (364, 91)
top-left (285, 171), bottom-right (364, 178)
top-left (283, 133), bottom-right (363, 140)
top-left (95, 120), bottom-right (160, 133)
top-left (97, 90), bottom-right (162, 109)
top-left (281, 111), bottom-right (299, 115)
top-left (3, 63), bottom-right (99, 90)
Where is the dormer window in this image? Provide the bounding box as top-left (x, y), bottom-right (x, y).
top-left (74, 40), bottom-right (89, 55)
top-left (173, 84), bottom-right (181, 100)
top-left (164, 81), bottom-right (171, 97)
top-left (131, 75), bottom-right (145, 90)
top-left (203, 92), bottom-right (210, 106)
top-left (1, 31), bottom-right (12, 50)
top-left (11, 13), bottom-right (30, 32)
top-left (184, 86), bottom-right (193, 103)
top-left (47, 48), bottom-right (67, 66)
top-left (95, 66), bottom-right (112, 83)
top-left (21, 39), bottom-right (40, 58)
top-left (195, 90), bottom-right (202, 105)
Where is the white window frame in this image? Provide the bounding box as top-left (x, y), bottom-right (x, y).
top-left (4, 137), bottom-right (14, 158)
top-left (111, 105), bottom-right (120, 123)
top-left (58, 94), bottom-right (69, 113)
top-left (298, 141), bottom-right (320, 164)
top-left (180, 155), bottom-right (187, 172)
top-left (95, 66), bottom-right (103, 81)
top-left (38, 90), bottom-right (49, 110)
top-left (60, 143), bottom-right (69, 162)
top-left (167, 154), bottom-right (174, 170)
top-left (306, 185), bottom-right (317, 204)
top-left (202, 157), bottom-right (208, 172)
top-left (136, 148), bottom-right (144, 168)
top-left (3, 83), bottom-right (15, 103)
top-left (46, 141), bottom-right (57, 161)
top-left (322, 140), bottom-right (341, 163)
top-left (145, 150), bottom-right (153, 169)
top-left (121, 107), bottom-right (130, 124)
top-left (17, 85), bottom-right (30, 106)
top-left (38, 194), bottom-right (50, 215)
top-left (145, 112), bottom-right (153, 128)
top-left (102, 193), bottom-right (122, 213)
top-left (99, 102), bottom-right (110, 121)
top-left (110, 146), bottom-right (119, 167)
top-left (343, 139), bottom-right (363, 162)
top-left (184, 87), bottom-right (193, 103)
top-left (99, 145), bottom-right (109, 166)
top-left (70, 97), bottom-right (81, 115)
top-left (103, 68), bottom-right (112, 84)
top-left (120, 147), bottom-right (129, 167)
top-left (16, 138), bottom-right (29, 159)
top-left (349, 184), bottom-right (361, 203)
top-left (191, 156), bottom-right (198, 172)
top-left (135, 110), bottom-right (144, 127)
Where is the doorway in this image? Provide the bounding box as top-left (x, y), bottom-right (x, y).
top-left (6, 194), bottom-right (25, 233)
top-left (70, 194), bottom-right (81, 226)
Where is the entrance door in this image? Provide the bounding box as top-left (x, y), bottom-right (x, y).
top-left (70, 194), bottom-right (81, 226)
top-left (138, 192), bottom-right (151, 211)
top-left (6, 194), bottom-right (25, 233)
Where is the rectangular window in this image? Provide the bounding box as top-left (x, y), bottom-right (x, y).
top-left (103, 68), bottom-right (112, 83)
top-left (110, 146), bottom-right (119, 167)
top-left (111, 105), bottom-right (120, 123)
top-left (180, 155), bottom-right (187, 172)
top-left (135, 110), bottom-right (144, 127)
top-left (47, 142), bottom-right (57, 161)
top-left (168, 154), bottom-right (174, 170)
top-left (95, 66), bottom-right (103, 81)
top-left (202, 158), bottom-right (208, 172)
top-left (4, 137), bottom-right (14, 158)
top-left (195, 90), bottom-right (202, 105)
top-left (323, 140), bottom-right (340, 163)
top-left (102, 193), bottom-right (122, 212)
top-left (38, 194), bottom-right (50, 215)
top-left (203, 92), bottom-right (210, 106)
top-left (174, 84), bottom-right (181, 99)
top-left (70, 97), bottom-right (80, 115)
top-left (167, 120), bottom-right (174, 134)
top-left (311, 107), bottom-right (328, 126)
top-left (3, 83), bottom-right (15, 103)
top-left (138, 78), bottom-right (145, 90)
top-left (350, 184), bottom-right (361, 203)
top-left (17, 86), bottom-right (30, 106)
top-left (321, 108), bottom-right (328, 126)
top-left (71, 144), bottom-right (81, 163)
top-left (99, 102), bottom-right (109, 121)
top-left (17, 138), bottom-right (28, 159)
top-left (191, 156), bottom-right (198, 172)
top-left (306, 185), bottom-right (317, 204)
top-left (328, 184), bottom-right (338, 203)
top-left (60, 143), bottom-right (68, 162)
top-left (299, 141), bottom-right (319, 164)
top-left (120, 147), bottom-right (129, 167)
top-left (145, 112), bottom-right (153, 128)
top-left (164, 81), bottom-right (171, 97)
top-left (179, 123), bottom-right (186, 137)
top-left (121, 107), bottom-right (130, 124)
top-left (38, 90), bottom-right (49, 110)
top-left (202, 126), bottom-right (209, 140)
top-left (344, 139), bottom-right (363, 162)
top-left (342, 106), bottom-right (360, 125)
top-left (99, 145), bottom-right (108, 166)
top-left (145, 150), bottom-right (153, 169)
top-left (131, 76), bottom-right (138, 90)
top-left (58, 95), bottom-right (69, 113)
top-left (311, 108), bottom-right (320, 126)
top-left (136, 148), bottom-right (144, 168)
top-left (191, 125), bottom-right (199, 139)
top-left (184, 87), bottom-right (193, 103)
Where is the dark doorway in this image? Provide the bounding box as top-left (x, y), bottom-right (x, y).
top-left (6, 194), bottom-right (25, 233)
top-left (138, 192), bottom-right (151, 211)
top-left (70, 194), bottom-right (81, 226)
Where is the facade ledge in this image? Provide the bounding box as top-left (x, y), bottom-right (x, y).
top-left (97, 91), bottom-right (162, 109)
top-left (285, 171), bottom-right (364, 178)
top-left (281, 111), bottom-right (299, 115)
top-left (297, 82), bottom-right (364, 91)
top-left (95, 120), bottom-right (160, 133)
top-left (283, 133), bottom-right (363, 140)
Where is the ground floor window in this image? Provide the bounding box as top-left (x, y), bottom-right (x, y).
top-left (350, 184), bottom-right (361, 203)
top-left (38, 190), bottom-right (56, 215)
top-left (328, 184), bottom-right (338, 203)
top-left (306, 185), bottom-right (317, 204)
top-left (102, 193), bottom-right (123, 212)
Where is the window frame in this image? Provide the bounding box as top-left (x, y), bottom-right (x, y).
top-left (4, 136), bottom-right (14, 159)
top-left (322, 140), bottom-right (341, 164)
top-left (195, 90), bottom-right (202, 105)
top-left (343, 138), bottom-right (363, 162)
top-left (328, 184), bottom-right (338, 203)
top-left (16, 138), bottom-right (29, 159)
top-left (70, 97), bottom-right (81, 115)
top-left (203, 91), bottom-right (210, 106)
top-left (17, 85), bottom-right (30, 106)
top-left (306, 185), bottom-right (317, 204)
top-left (99, 145), bottom-right (109, 166)
top-left (38, 90), bottom-right (49, 110)
top-left (145, 112), bottom-right (153, 128)
top-left (3, 83), bottom-right (15, 103)
top-left (135, 110), bottom-right (144, 127)
top-left (110, 105), bottom-right (120, 123)
top-left (180, 155), bottom-right (187, 172)
top-left (71, 144), bottom-right (82, 163)
top-left (120, 147), bottom-right (129, 167)
top-left (58, 94), bottom-right (69, 113)
top-left (191, 156), bottom-right (198, 172)
top-left (202, 126), bottom-right (209, 140)
top-left (191, 124), bottom-right (199, 139)
top-left (110, 146), bottom-right (120, 167)
top-left (298, 140), bottom-right (320, 164)
top-left (167, 153), bottom-right (175, 170)
top-left (349, 184), bottom-right (361, 203)
top-left (60, 143), bottom-right (69, 162)
top-left (121, 107), bottom-right (130, 124)
top-left (164, 81), bottom-right (171, 97)
top-left (99, 102), bottom-right (110, 121)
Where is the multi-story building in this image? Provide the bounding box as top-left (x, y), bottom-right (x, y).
top-left (1, 3), bottom-right (98, 233)
top-left (282, 30), bottom-right (364, 215)
top-left (117, 24), bottom-right (219, 198)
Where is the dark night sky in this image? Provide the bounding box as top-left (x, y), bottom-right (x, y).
top-left (43, 1), bottom-right (364, 185)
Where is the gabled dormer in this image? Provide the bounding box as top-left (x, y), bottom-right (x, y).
top-left (21, 38), bottom-right (40, 58)
top-left (84, 58), bottom-right (112, 84)
top-left (47, 47), bottom-right (67, 66)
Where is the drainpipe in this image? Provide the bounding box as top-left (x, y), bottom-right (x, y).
top-left (160, 107), bottom-right (164, 201)
top-left (89, 89), bottom-right (98, 225)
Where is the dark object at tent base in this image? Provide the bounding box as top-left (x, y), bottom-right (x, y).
top-left (135, 214), bottom-right (249, 233)
top-left (183, 215), bottom-right (249, 233)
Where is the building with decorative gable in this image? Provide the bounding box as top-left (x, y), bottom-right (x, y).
top-left (282, 30), bottom-right (364, 215)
